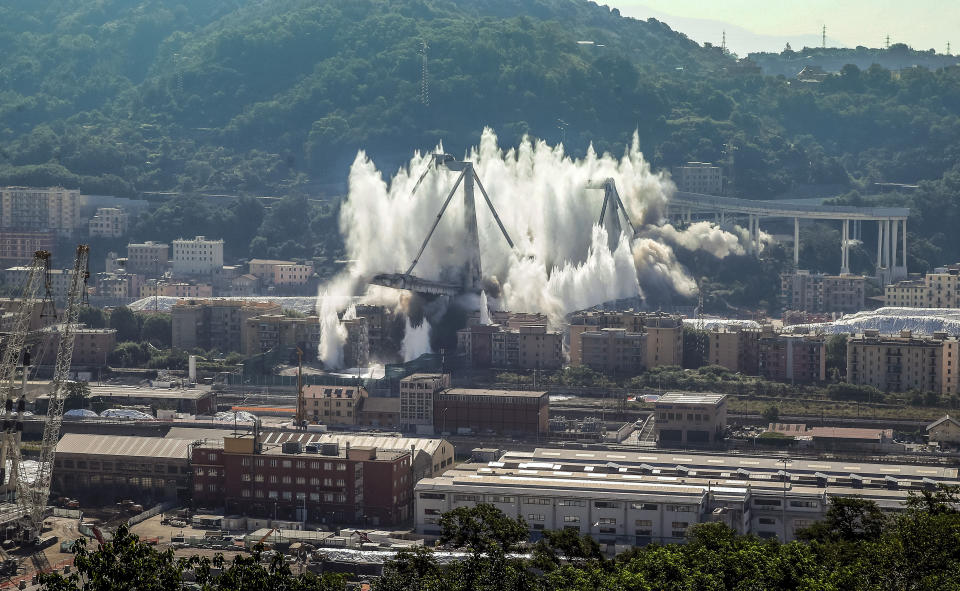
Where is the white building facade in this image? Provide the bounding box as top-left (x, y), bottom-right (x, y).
top-left (172, 236), bottom-right (224, 276)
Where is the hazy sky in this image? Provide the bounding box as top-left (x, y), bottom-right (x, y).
top-left (607, 1), bottom-right (956, 54)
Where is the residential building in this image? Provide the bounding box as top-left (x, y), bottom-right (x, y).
top-left (35, 326), bottom-right (117, 367)
top-left (846, 330), bottom-right (958, 395)
top-left (95, 272), bottom-right (142, 300)
top-left (105, 251), bottom-right (126, 274)
top-left (707, 325), bottom-right (764, 374)
top-left (3, 266), bottom-right (77, 301)
top-left (243, 314), bottom-right (322, 356)
top-left (399, 373), bottom-right (451, 434)
top-left (354, 304), bottom-right (401, 360)
top-left (781, 271), bottom-right (866, 314)
top-left (885, 265), bottom-right (960, 308)
top-left (457, 323), bottom-right (563, 370)
top-left (434, 388), bottom-right (549, 437)
top-left (758, 334), bottom-right (826, 384)
top-left (248, 259), bottom-right (295, 283)
top-left (569, 311), bottom-right (683, 369)
top-left (654, 392), bottom-right (727, 446)
top-left (0, 230), bottom-right (54, 267)
top-left (343, 317), bottom-right (369, 367)
top-left (301, 384), bottom-right (368, 426)
top-left (579, 328), bottom-right (646, 375)
top-left (0, 186), bottom-right (82, 235)
top-left (52, 434), bottom-right (193, 504)
top-left (466, 310), bottom-right (551, 328)
top-left (671, 162), bottom-right (723, 195)
top-left (0, 298), bottom-right (51, 333)
top-left (927, 415), bottom-right (960, 446)
top-left (191, 432), bottom-right (413, 526)
top-left (273, 263), bottom-right (313, 286)
top-left (415, 448), bottom-right (960, 544)
top-left (230, 274), bottom-right (260, 296)
top-left (88, 207), bottom-right (129, 238)
top-left (126, 241), bottom-right (169, 276)
top-left (171, 299), bottom-right (281, 353)
top-left (140, 280), bottom-right (214, 299)
top-left (172, 236), bottom-right (224, 276)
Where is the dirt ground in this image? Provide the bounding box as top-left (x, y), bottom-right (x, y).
top-left (128, 513), bottom-right (214, 544)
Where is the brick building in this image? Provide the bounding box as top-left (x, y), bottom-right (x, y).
top-left (434, 388), bottom-right (549, 437)
top-left (0, 231), bottom-right (54, 267)
top-left (191, 433), bottom-right (413, 526)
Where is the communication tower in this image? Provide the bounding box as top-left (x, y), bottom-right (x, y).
top-left (419, 41), bottom-right (430, 107)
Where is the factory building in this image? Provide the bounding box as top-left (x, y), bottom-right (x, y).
top-left (399, 373), bottom-right (451, 434)
top-left (53, 434), bottom-right (193, 504)
top-left (415, 448), bottom-right (960, 545)
top-left (434, 388), bottom-right (549, 437)
top-left (653, 392), bottom-right (727, 446)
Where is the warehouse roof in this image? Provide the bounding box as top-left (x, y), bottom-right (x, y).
top-left (56, 434), bottom-right (193, 459)
top-left (262, 432), bottom-right (450, 458)
top-left (439, 388), bottom-right (547, 399)
top-left (657, 392), bottom-right (726, 405)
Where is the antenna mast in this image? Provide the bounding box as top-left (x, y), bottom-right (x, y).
top-left (721, 30), bottom-right (726, 54)
top-left (822, 25), bottom-right (826, 48)
top-left (419, 40), bottom-right (430, 107)
top-left (885, 34), bottom-right (891, 50)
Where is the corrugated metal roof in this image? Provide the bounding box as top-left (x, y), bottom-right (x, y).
top-left (56, 434), bottom-right (193, 459)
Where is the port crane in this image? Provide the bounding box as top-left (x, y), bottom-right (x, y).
top-left (0, 246), bottom-right (89, 543)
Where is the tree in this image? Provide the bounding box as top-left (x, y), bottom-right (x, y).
top-left (64, 381), bottom-right (91, 411)
top-left (108, 307), bottom-right (140, 343)
top-left (77, 306), bottom-right (107, 329)
top-left (140, 314), bottom-right (172, 348)
top-left (762, 404), bottom-right (780, 423)
top-left (825, 334), bottom-right (847, 380)
top-left (438, 504), bottom-right (528, 554)
top-left (797, 496), bottom-right (887, 543)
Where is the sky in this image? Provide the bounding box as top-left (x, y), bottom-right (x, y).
top-left (606, 1), bottom-right (956, 55)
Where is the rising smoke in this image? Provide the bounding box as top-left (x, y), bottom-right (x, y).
top-left (317, 128), bottom-right (751, 367)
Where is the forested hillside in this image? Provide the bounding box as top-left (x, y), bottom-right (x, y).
top-left (2, 0), bottom-right (960, 269)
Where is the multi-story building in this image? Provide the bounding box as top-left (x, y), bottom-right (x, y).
top-left (3, 266), bottom-right (77, 301)
top-left (399, 373), bottom-right (451, 433)
top-left (758, 334), bottom-right (826, 384)
top-left (569, 311), bottom-right (683, 369)
top-left (95, 272), bottom-right (142, 300)
top-left (434, 388), bottom-right (549, 437)
top-left (0, 231), bottom-right (54, 267)
top-left (140, 280), bottom-right (214, 299)
top-left (0, 186), bottom-right (82, 236)
top-left (579, 328), bottom-right (646, 375)
top-left (191, 432), bottom-right (413, 526)
top-left (354, 304), bottom-right (401, 360)
top-left (342, 317), bottom-right (370, 367)
top-left (172, 299), bottom-right (281, 352)
top-left (0, 298), bottom-right (50, 333)
top-left (126, 241), bottom-right (169, 276)
top-left (415, 447), bottom-right (960, 544)
top-left (53, 434), bottom-right (193, 504)
top-left (457, 323), bottom-right (563, 370)
top-left (172, 236), bottom-right (224, 276)
top-left (301, 384), bottom-right (368, 426)
top-left (37, 326), bottom-right (117, 367)
top-left (88, 207), bottom-right (129, 238)
top-left (356, 397), bottom-right (401, 429)
top-left (846, 330), bottom-right (957, 395)
top-left (885, 265), bottom-right (960, 308)
top-left (466, 310), bottom-right (551, 328)
top-left (654, 392), bottom-right (727, 446)
top-left (243, 314), bottom-right (322, 356)
top-left (671, 162), bottom-right (723, 195)
top-left (781, 271), bottom-right (866, 314)
top-left (707, 325), bottom-right (765, 374)
top-left (273, 263), bottom-right (313, 287)
top-left (248, 259), bottom-right (295, 283)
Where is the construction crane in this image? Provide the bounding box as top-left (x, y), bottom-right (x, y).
top-left (14, 245), bottom-right (89, 543)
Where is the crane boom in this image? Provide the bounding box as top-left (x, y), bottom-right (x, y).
top-left (17, 245), bottom-right (89, 541)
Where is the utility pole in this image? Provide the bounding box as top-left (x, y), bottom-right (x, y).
top-left (822, 25), bottom-right (826, 49)
top-left (721, 30), bottom-right (726, 54)
top-left (295, 347), bottom-right (304, 429)
top-left (885, 34), bottom-right (891, 50)
top-left (948, 41), bottom-right (952, 56)
top-left (419, 40), bottom-right (430, 107)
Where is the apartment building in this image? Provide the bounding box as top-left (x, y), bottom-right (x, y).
top-left (569, 311), bottom-right (683, 369)
top-left (0, 231), bottom-right (54, 267)
top-left (579, 328), bottom-right (646, 375)
top-left (399, 373), bottom-right (451, 433)
top-left (0, 186), bottom-right (82, 236)
top-left (415, 448), bottom-right (960, 544)
top-left (33, 326), bottom-right (117, 367)
top-left (707, 325), bottom-right (765, 374)
top-left (171, 299), bottom-right (281, 352)
top-left (140, 280), bottom-right (213, 299)
top-left (191, 433), bottom-right (412, 526)
top-left (434, 388), bottom-right (549, 436)
top-left (342, 317), bottom-right (370, 367)
top-left (95, 272), bottom-right (142, 300)
top-left (758, 334), bottom-right (826, 384)
top-left (301, 384), bottom-right (368, 426)
top-left (273, 263), bottom-right (313, 286)
top-left (88, 207), bottom-right (129, 238)
top-left (3, 266), bottom-right (76, 301)
top-left (885, 265), bottom-right (960, 308)
top-left (243, 314), bottom-right (322, 356)
top-left (172, 236), bottom-right (224, 276)
top-left (671, 162), bottom-right (723, 195)
top-left (654, 392), bottom-right (727, 446)
top-left (457, 323), bottom-right (563, 370)
top-left (354, 304), bottom-right (400, 359)
top-left (846, 329), bottom-right (957, 395)
top-left (781, 271), bottom-right (866, 314)
top-left (126, 242), bottom-right (169, 275)
top-left (466, 310), bottom-right (551, 328)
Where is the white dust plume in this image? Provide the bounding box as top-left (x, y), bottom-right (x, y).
top-left (401, 318), bottom-right (433, 362)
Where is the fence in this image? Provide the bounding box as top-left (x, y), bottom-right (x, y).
top-left (127, 501), bottom-right (179, 527)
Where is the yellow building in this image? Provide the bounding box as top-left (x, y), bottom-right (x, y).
top-left (885, 266), bottom-right (960, 308)
top-left (301, 384), bottom-right (368, 426)
top-left (569, 311), bottom-right (682, 369)
top-left (0, 186), bottom-right (82, 236)
top-left (846, 330), bottom-right (957, 395)
top-left (707, 326), bottom-right (766, 374)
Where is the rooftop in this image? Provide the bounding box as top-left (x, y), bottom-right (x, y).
top-left (440, 388), bottom-right (548, 399)
top-left (56, 434), bottom-right (193, 459)
top-left (657, 392), bottom-right (727, 405)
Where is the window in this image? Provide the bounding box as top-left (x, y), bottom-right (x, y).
top-left (323, 478), bottom-right (333, 487)
top-left (254, 474), bottom-right (264, 482)
top-left (424, 508), bottom-right (441, 515)
top-left (594, 501), bottom-right (620, 509)
top-left (671, 522), bottom-right (689, 529)
top-left (420, 492), bottom-right (446, 500)
top-left (527, 514), bottom-right (545, 521)
top-left (487, 495), bottom-right (515, 503)
top-left (635, 519), bottom-right (653, 527)
top-left (207, 453), bottom-right (217, 462)
top-left (282, 492), bottom-right (292, 500)
top-left (323, 462), bottom-right (333, 470)
top-left (310, 478), bottom-right (319, 486)
top-left (667, 505), bottom-right (695, 512)
top-left (525, 497), bottom-right (551, 505)
top-left (269, 475), bottom-right (278, 484)
top-left (758, 517), bottom-right (776, 525)
top-left (241, 474), bottom-right (251, 482)
top-left (598, 518), bottom-right (616, 525)
top-left (282, 476), bottom-right (292, 484)
top-left (790, 500), bottom-right (818, 508)
top-left (672, 530), bottom-right (688, 538)
top-left (563, 516), bottom-right (580, 523)
top-left (754, 499), bottom-right (782, 507)
top-left (631, 503), bottom-right (658, 511)
top-left (337, 463), bottom-right (347, 471)
top-left (455, 494), bottom-right (480, 502)
top-left (241, 489), bottom-right (251, 498)
top-left (282, 460), bottom-right (292, 468)
top-left (559, 499), bottom-right (585, 507)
